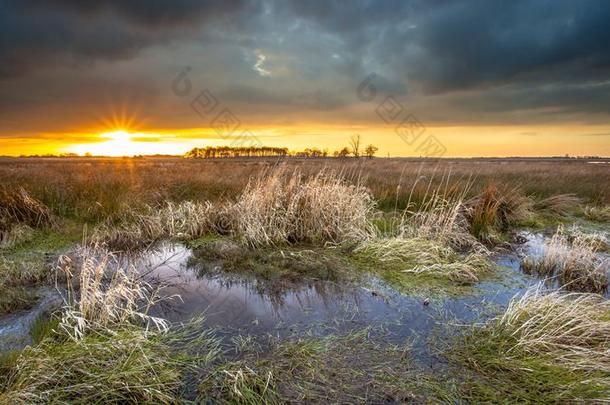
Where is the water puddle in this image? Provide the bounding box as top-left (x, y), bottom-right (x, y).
top-left (1, 227), bottom-right (607, 356)
top-left (0, 287), bottom-right (62, 352)
top-left (133, 242), bottom-right (539, 365)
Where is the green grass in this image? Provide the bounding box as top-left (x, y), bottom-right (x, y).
top-left (1, 328), bottom-right (182, 404)
top-left (29, 313), bottom-right (61, 345)
top-left (0, 223), bottom-right (82, 315)
top-left (199, 329), bottom-right (422, 404)
top-left (445, 289), bottom-right (610, 402)
top-left (448, 328), bottom-right (609, 402)
top-left (190, 238), bottom-right (356, 289)
top-left (0, 321), bottom-right (221, 404)
top-left (353, 236), bottom-right (494, 296)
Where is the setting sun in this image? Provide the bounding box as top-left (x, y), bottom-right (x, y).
top-left (64, 129), bottom-right (191, 157)
top-left (102, 130), bottom-right (131, 142)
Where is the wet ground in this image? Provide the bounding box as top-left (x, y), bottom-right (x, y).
top-left (135, 241), bottom-right (547, 367)
top-left (1, 226), bottom-right (608, 361)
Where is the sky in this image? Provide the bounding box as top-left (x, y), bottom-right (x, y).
top-left (1, 0), bottom-right (609, 157)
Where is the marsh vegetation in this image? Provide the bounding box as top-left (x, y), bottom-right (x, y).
top-left (1, 157), bottom-right (609, 402)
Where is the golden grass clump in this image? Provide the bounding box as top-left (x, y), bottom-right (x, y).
top-left (0, 187), bottom-right (54, 245)
top-left (356, 237), bottom-right (490, 284)
top-left (57, 248), bottom-right (168, 339)
top-left (400, 196), bottom-right (481, 251)
top-left (231, 168), bottom-right (375, 247)
top-left (499, 287), bottom-right (610, 373)
top-left (521, 227), bottom-right (608, 293)
top-left (93, 201), bottom-right (215, 250)
top-left (95, 168), bottom-right (375, 249)
top-left (452, 286), bottom-right (610, 402)
top-left (582, 205), bottom-right (610, 222)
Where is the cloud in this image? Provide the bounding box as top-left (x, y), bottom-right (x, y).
top-left (0, 0), bottom-right (248, 78)
top-left (1, 0), bottom-right (610, 140)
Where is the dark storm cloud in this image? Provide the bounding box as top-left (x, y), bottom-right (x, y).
top-left (274, 0), bottom-right (610, 93)
top-left (0, 0), bottom-right (247, 78)
top-left (1, 0), bottom-right (610, 135)
top-left (398, 0), bottom-right (610, 93)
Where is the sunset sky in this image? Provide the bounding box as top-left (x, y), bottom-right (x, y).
top-left (1, 0), bottom-right (609, 157)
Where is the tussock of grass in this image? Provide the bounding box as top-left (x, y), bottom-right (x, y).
top-left (403, 196), bottom-right (480, 251)
top-left (450, 286), bottom-right (610, 402)
top-left (521, 227), bottom-right (608, 293)
top-left (56, 247), bottom-right (169, 339)
top-left (0, 257), bottom-right (46, 315)
top-left (0, 326), bottom-right (184, 404)
top-left (95, 168), bottom-right (375, 250)
top-left (534, 193), bottom-right (582, 217)
top-left (0, 187), bottom-right (54, 231)
top-left (0, 287), bottom-right (38, 315)
top-left (0, 223), bottom-right (35, 249)
top-left (464, 184), bottom-right (533, 243)
top-left (356, 237), bottom-right (490, 285)
top-left (231, 168), bottom-right (375, 247)
top-left (0, 187), bottom-right (55, 251)
top-left (93, 201), bottom-right (216, 250)
top-left (582, 205), bottom-right (610, 222)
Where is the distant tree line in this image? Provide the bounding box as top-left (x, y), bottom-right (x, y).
top-left (185, 146), bottom-right (289, 158)
top-left (185, 135), bottom-right (379, 159)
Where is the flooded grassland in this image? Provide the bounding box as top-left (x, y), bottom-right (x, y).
top-left (1, 158), bottom-right (609, 403)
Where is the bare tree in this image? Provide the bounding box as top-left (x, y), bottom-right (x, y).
top-left (349, 134), bottom-right (361, 158)
top-left (364, 144), bottom-right (378, 159)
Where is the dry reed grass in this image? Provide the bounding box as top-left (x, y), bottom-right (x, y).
top-left (94, 167), bottom-right (375, 249)
top-left (499, 286), bottom-right (610, 373)
top-left (0, 187), bottom-right (54, 246)
top-left (534, 194), bottom-right (582, 217)
top-left (356, 237), bottom-right (489, 283)
top-left (464, 184), bottom-right (533, 242)
top-left (3, 157), bottom-right (605, 223)
top-left (56, 247), bottom-right (169, 339)
top-left (583, 205), bottom-right (610, 222)
top-left (521, 227), bottom-right (608, 293)
top-left (94, 201), bottom-right (216, 250)
top-left (231, 168), bottom-right (375, 247)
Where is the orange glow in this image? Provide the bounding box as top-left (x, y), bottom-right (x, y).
top-left (65, 129), bottom-right (185, 156)
top-left (1, 123), bottom-right (608, 157)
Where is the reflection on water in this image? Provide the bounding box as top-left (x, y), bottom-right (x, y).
top-left (131, 241), bottom-right (541, 364)
top-left (1, 229), bottom-right (607, 355)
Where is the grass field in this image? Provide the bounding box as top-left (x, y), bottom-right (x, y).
top-left (1, 156), bottom-right (609, 402)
